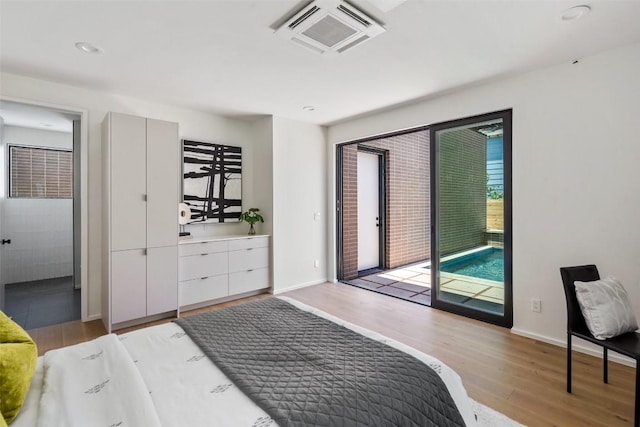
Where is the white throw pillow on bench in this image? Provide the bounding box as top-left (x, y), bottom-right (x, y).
top-left (574, 276), bottom-right (638, 340)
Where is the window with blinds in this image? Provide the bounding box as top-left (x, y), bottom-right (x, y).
top-left (9, 145), bottom-right (73, 198)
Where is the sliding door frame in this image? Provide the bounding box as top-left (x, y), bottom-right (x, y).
top-left (430, 109), bottom-right (513, 328)
top-left (336, 144), bottom-right (345, 280)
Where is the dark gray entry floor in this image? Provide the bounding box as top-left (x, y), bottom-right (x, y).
top-left (3, 276), bottom-right (80, 330)
top-left (344, 262), bottom-right (432, 306)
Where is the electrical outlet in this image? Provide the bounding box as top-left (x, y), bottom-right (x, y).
top-left (531, 298), bottom-right (542, 313)
top-left (314, 259), bottom-right (319, 268)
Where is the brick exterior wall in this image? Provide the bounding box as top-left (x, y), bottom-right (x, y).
top-left (340, 129), bottom-right (431, 277)
top-left (341, 127), bottom-right (490, 277)
top-left (364, 131), bottom-right (430, 269)
top-left (438, 128), bottom-right (487, 256)
top-left (341, 144), bottom-right (359, 279)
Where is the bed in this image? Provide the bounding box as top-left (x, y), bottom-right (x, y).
top-left (10, 297), bottom-right (522, 427)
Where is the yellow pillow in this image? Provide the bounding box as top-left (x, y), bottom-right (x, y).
top-left (0, 311), bottom-right (37, 425)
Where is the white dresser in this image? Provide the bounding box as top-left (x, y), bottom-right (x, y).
top-left (178, 235), bottom-right (270, 309)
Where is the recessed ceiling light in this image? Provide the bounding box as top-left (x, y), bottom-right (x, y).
top-left (561, 5), bottom-right (591, 21)
top-left (302, 106), bottom-right (315, 112)
top-left (75, 41), bottom-right (103, 54)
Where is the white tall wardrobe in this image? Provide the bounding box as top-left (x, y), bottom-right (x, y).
top-left (102, 112), bottom-right (179, 332)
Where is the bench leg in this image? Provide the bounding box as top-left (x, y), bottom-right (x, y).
top-left (567, 334), bottom-right (572, 393)
top-left (634, 361), bottom-right (638, 427)
top-left (604, 347), bottom-right (608, 384)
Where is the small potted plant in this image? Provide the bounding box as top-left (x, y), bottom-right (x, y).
top-left (240, 208), bottom-right (264, 235)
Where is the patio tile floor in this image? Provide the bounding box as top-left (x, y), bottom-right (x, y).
top-left (387, 281), bottom-right (428, 293)
top-left (345, 261), bottom-right (432, 306)
top-left (345, 259), bottom-right (504, 313)
top-left (345, 278), bottom-right (386, 291)
top-left (378, 286), bottom-right (417, 299)
top-left (361, 274), bottom-right (398, 286)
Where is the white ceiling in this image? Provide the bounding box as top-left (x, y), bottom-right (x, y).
top-left (1, 0), bottom-right (640, 126)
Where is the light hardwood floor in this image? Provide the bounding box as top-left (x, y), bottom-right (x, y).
top-left (28, 282), bottom-right (635, 426)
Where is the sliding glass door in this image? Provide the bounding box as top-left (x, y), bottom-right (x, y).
top-left (430, 110), bottom-right (512, 327)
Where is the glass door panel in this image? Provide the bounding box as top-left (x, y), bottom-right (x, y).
top-left (431, 111), bottom-right (512, 327)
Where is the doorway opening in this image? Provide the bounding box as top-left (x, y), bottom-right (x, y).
top-left (0, 100), bottom-right (82, 329)
top-left (356, 147), bottom-right (385, 274)
top-left (336, 128), bottom-right (432, 305)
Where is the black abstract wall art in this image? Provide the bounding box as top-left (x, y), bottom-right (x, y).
top-left (182, 140), bottom-right (242, 223)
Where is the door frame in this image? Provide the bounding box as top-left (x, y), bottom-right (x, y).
top-left (0, 96), bottom-right (90, 321)
top-left (335, 142), bottom-right (388, 280)
top-left (357, 145), bottom-right (386, 272)
top-left (429, 109), bottom-right (513, 328)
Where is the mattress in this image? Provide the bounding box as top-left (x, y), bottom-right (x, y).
top-left (12, 296), bottom-right (523, 427)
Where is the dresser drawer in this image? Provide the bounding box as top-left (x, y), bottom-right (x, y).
top-left (229, 267), bottom-right (269, 295)
top-left (179, 240), bottom-right (228, 257)
top-left (179, 275), bottom-right (228, 307)
top-left (228, 236), bottom-right (269, 251)
top-left (178, 252), bottom-right (228, 281)
top-left (228, 247), bottom-right (268, 273)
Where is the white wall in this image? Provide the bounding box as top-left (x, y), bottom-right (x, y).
top-left (4, 125), bottom-right (71, 150)
top-left (328, 42), bottom-right (640, 349)
top-left (0, 116), bottom-right (4, 308)
top-left (2, 125), bottom-right (73, 284)
top-left (250, 117), bottom-right (274, 238)
top-left (272, 117), bottom-right (327, 292)
top-left (0, 116), bottom-right (4, 197)
top-left (0, 72), bottom-right (258, 319)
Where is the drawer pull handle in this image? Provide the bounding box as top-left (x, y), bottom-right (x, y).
top-left (247, 269), bottom-right (254, 272)
top-left (201, 277), bottom-right (208, 280)
top-left (246, 248), bottom-right (254, 251)
top-left (201, 253), bottom-right (208, 256)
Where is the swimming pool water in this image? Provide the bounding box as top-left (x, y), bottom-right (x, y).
top-left (441, 248), bottom-right (504, 282)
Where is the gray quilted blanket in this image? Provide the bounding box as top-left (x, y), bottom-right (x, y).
top-left (176, 297), bottom-right (466, 427)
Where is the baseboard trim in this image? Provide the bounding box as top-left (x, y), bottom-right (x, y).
top-left (84, 313), bottom-right (101, 322)
top-left (272, 279), bottom-right (327, 295)
top-left (511, 327), bottom-right (635, 367)
top-left (112, 311), bottom-right (178, 331)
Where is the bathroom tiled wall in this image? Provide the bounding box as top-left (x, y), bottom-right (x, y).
top-left (2, 198), bottom-right (73, 284)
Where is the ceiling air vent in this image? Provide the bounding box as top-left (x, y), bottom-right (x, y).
top-left (275, 0), bottom-right (385, 54)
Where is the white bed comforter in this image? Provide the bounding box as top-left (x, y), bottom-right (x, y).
top-left (36, 334), bottom-right (161, 427)
top-left (15, 297), bottom-right (497, 427)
